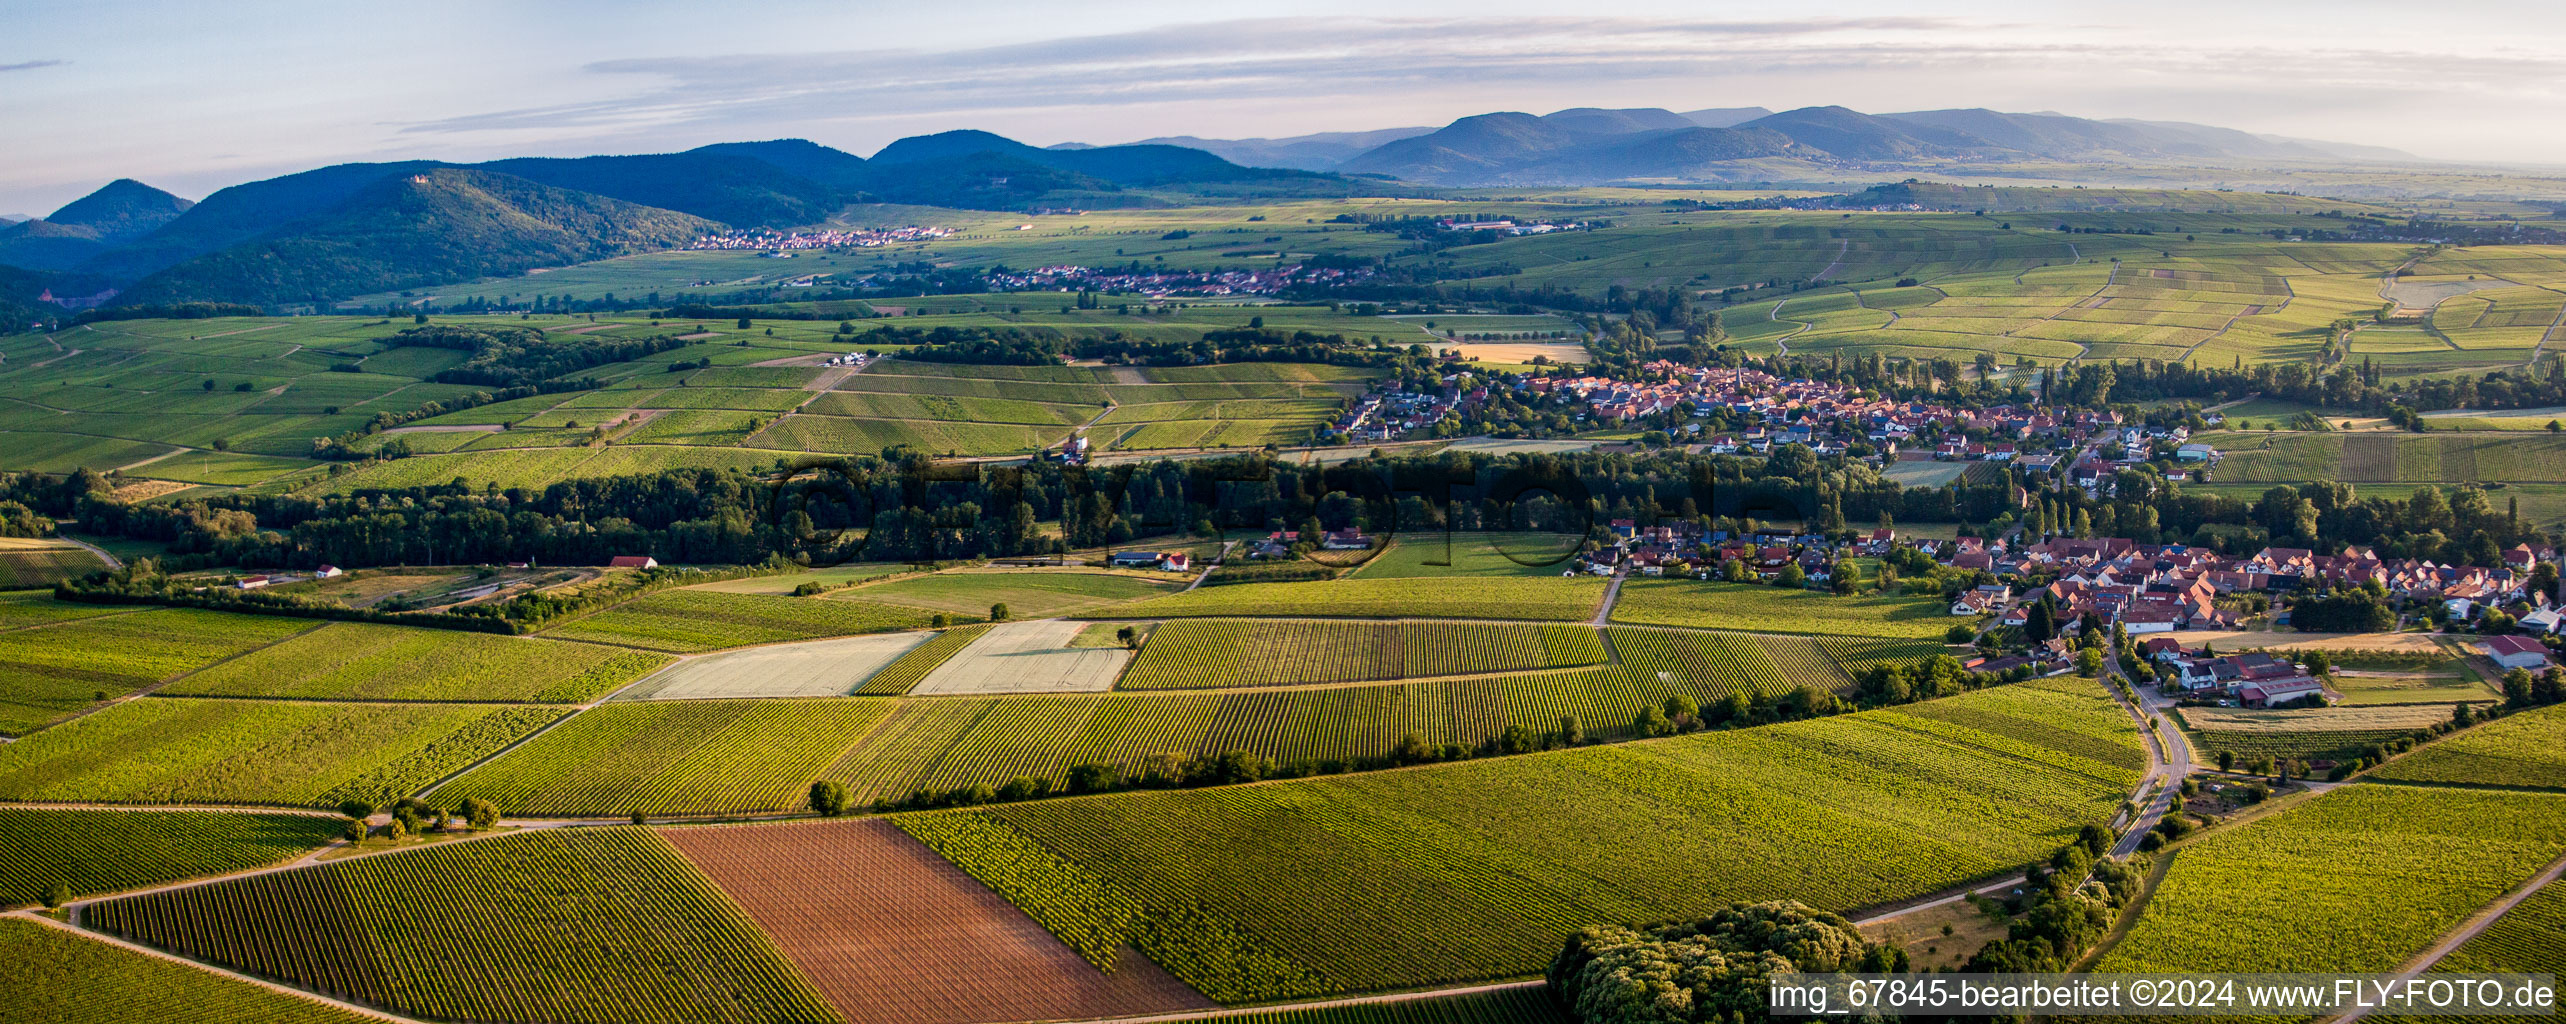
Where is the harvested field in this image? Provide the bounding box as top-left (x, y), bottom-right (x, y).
top-left (615, 632), bottom-right (934, 700)
top-left (662, 818), bottom-right (1210, 1024)
top-left (1447, 341), bottom-right (1589, 363)
top-left (910, 620), bottom-right (1132, 695)
top-left (2172, 630), bottom-right (2445, 654)
top-left (2177, 705), bottom-right (2459, 734)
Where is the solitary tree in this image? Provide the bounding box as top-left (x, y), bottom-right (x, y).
top-left (461, 797), bottom-right (500, 831)
top-left (2218, 750), bottom-right (2235, 772)
top-left (989, 602), bottom-right (1011, 622)
top-left (1558, 714), bottom-right (1584, 746)
top-left (40, 881), bottom-right (69, 909)
top-left (808, 780), bottom-right (850, 816)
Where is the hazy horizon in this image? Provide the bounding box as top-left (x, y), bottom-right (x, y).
top-left (7, 0), bottom-right (2566, 215)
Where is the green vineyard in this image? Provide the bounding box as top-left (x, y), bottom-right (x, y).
top-left (902, 677), bottom-right (2143, 1001)
top-left (440, 635), bottom-right (1844, 816)
top-left (2096, 785), bottom-right (2566, 974)
top-left (0, 698), bottom-right (564, 808)
top-left (1120, 620), bottom-right (1608, 690)
top-left (0, 917), bottom-right (374, 1024)
top-left (162, 621), bottom-right (672, 703)
top-left (1156, 988), bottom-right (1568, 1024)
top-left (2368, 704), bottom-right (2566, 790)
top-left (87, 828), bottom-right (841, 1024)
top-left (539, 589), bottom-right (936, 652)
top-left (0, 808), bottom-right (345, 908)
top-left (429, 698), bottom-right (896, 817)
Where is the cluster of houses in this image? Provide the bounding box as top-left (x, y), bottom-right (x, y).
top-left (685, 226), bottom-right (951, 251)
top-left (2135, 640), bottom-right (2333, 707)
top-left (1329, 382), bottom-right (1484, 443)
top-left (1523, 363), bottom-right (2217, 483)
top-left (981, 263), bottom-right (1377, 298)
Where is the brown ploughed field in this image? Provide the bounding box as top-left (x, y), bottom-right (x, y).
top-left (661, 818), bottom-right (1210, 1024)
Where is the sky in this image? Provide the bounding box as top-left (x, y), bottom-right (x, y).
top-left (6, 0), bottom-right (2566, 215)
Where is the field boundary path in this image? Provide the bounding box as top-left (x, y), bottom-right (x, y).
top-left (2531, 292), bottom-right (2566, 366)
top-left (1812, 237), bottom-right (1851, 283)
top-left (1769, 297), bottom-right (1815, 356)
top-left (56, 534), bottom-right (123, 570)
top-left (2327, 851), bottom-right (2566, 1024)
top-left (1589, 570), bottom-right (1625, 626)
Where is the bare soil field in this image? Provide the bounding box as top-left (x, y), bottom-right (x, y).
top-left (662, 819), bottom-right (1209, 1024)
top-left (1449, 341), bottom-right (1590, 363)
top-left (2382, 275), bottom-right (2508, 313)
top-left (908, 619), bottom-right (1133, 694)
top-left (615, 632), bottom-right (933, 700)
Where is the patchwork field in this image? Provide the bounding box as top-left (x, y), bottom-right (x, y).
top-left (614, 632), bottom-right (932, 700)
top-left (89, 827), bottom-right (840, 1024)
top-left (0, 698), bottom-right (563, 808)
top-left (2095, 785), bottom-right (2566, 974)
top-left (431, 626), bottom-right (1880, 816)
top-left (909, 619), bottom-right (1133, 695)
top-left (429, 698), bottom-right (894, 818)
top-left (1608, 579), bottom-right (1953, 638)
top-left (0, 807), bottom-right (345, 909)
top-left (663, 818), bottom-right (1210, 1024)
top-left (857, 624), bottom-right (994, 696)
top-left (899, 676), bottom-right (2139, 1000)
top-left (0, 608), bottom-right (320, 735)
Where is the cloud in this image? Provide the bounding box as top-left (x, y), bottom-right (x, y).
top-left (394, 17), bottom-right (1995, 138)
top-left (384, 14), bottom-right (2566, 164)
top-left (0, 59), bottom-right (65, 73)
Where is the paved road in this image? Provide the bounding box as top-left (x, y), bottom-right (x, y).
top-left (2103, 649), bottom-right (2188, 857)
top-left (1590, 569), bottom-right (1626, 626)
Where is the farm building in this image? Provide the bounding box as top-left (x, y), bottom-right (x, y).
top-left (608, 555), bottom-right (659, 569)
top-left (2239, 677), bottom-right (2328, 708)
top-left (2481, 635), bottom-right (2553, 671)
top-left (1108, 551), bottom-right (1189, 571)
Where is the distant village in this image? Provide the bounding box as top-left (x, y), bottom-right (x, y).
top-left (686, 226), bottom-right (953, 251)
top-left (1333, 363), bottom-right (2219, 489)
top-left (986, 263), bottom-right (1377, 298)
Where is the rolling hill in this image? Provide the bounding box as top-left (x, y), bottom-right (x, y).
top-left (1179, 103), bottom-right (2425, 185)
top-left (112, 168), bottom-right (720, 308)
top-left (0, 179), bottom-right (195, 271)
